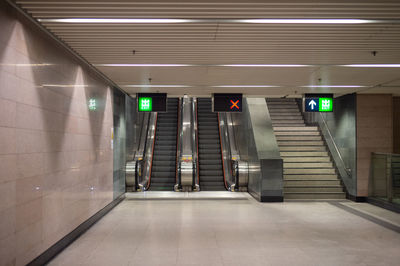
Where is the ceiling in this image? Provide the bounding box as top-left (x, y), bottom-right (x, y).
top-left (15, 0), bottom-right (400, 97)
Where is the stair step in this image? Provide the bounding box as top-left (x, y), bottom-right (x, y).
top-left (274, 126), bottom-right (318, 131)
top-left (285, 186), bottom-right (344, 193)
top-left (284, 168), bottom-right (336, 174)
top-left (275, 131), bottom-right (320, 136)
top-left (278, 141), bottom-right (324, 146)
top-left (284, 180), bottom-right (341, 186)
top-left (277, 136), bottom-right (321, 141)
top-left (284, 174), bottom-right (339, 180)
top-left (273, 124), bottom-right (305, 127)
top-left (281, 151), bottom-right (329, 157)
top-left (284, 162), bottom-right (333, 168)
top-left (280, 146), bottom-right (326, 151)
top-left (266, 98), bottom-right (296, 102)
top-left (282, 157), bottom-right (331, 162)
top-left (272, 120), bottom-right (305, 124)
top-left (284, 192), bottom-right (346, 199)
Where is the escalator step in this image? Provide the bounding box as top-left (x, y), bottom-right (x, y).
top-left (200, 170), bottom-right (223, 176)
top-left (152, 160), bottom-right (176, 166)
top-left (199, 165), bottom-right (223, 170)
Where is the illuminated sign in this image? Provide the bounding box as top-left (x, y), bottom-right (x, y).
top-left (88, 98), bottom-right (96, 110)
top-left (137, 93), bottom-right (167, 112)
top-left (213, 93), bottom-right (243, 112)
top-left (138, 97), bottom-right (152, 112)
top-left (304, 94), bottom-right (333, 112)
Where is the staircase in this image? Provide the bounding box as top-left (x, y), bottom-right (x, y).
top-left (266, 98), bottom-right (346, 199)
top-left (197, 98), bottom-right (226, 191)
top-left (150, 98), bottom-right (179, 191)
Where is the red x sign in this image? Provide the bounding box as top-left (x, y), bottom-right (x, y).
top-left (230, 100), bottom-right (240, 110)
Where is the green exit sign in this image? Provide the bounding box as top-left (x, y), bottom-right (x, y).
top-left (319, 98), bottom-right (333, 112)
top-left (304, 94), bottom-right (334, 112)
top-left (138, 97), bottom-right (152, 112)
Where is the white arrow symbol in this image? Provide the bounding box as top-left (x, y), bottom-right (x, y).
top-left (308, 100), bottom-right (317, 110)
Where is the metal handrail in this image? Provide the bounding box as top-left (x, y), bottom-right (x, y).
top-left (175, 98), bottom-right (182, 191)
top-left (192, 98), bottom-right (200, 190)
top-left (319, 113), bottom-right (352, 176)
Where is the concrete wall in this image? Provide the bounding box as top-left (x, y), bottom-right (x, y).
top-left (0, 2), bottom-right (114, 265)
top-left (357, 94), bottom-right (393, 197)
top-left (394, 97), bottom-right (400, 154)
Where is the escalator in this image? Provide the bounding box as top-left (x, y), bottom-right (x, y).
top-left (149, 98), bottom-right (179, 191)
top-left (197, 98), bottom-right (226, 191)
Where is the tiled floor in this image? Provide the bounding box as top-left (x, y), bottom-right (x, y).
top-left (49, 192), bottom-right (400, 266)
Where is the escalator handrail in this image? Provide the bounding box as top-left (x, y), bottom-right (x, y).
top-left (217, 113), bottom-right (229, 190)
top-left (175, 98), bottom-right (181, 187)
top-left (145, 113), bottom-right (158, 190)
top-left (194, 98), bottom-right (200, 186)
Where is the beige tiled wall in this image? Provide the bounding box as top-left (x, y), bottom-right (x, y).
top-left (357, 94), bottom-right (393, 197)
top-left (0, 3), bottom-right (114, 265)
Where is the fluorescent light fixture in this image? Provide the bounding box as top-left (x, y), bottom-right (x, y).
top-left (342, 64), bottom-right (400, 68)
top-left (213, 85), bottom-right (280, 88)
top-left (241, 19), bottom-right (374, 24)
top-left (220, 64), bottom-right (311, 67)
top-left (42, 84), bottom-right (89, 87)
top-left (38, 18), bottom-right (191, 23)
top-left (302, 85), bottom-right (366, 88)
top-left (94, 64), bottom-right (191, 67)
top-left (38, 18), bottom-right (378, 24)
top-left (122, 85), bottom-right (190, 88)
top-left (0, 63), bottom-right (52, 66)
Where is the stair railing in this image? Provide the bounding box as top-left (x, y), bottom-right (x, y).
top-left (318, 112), bottom-right (352, 177)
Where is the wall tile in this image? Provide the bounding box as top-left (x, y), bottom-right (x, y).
top-left (0, 1), bottom-right (114, 264)
top-left (17, 152), bottom-right (44, 179)
top-left (0, 126), bottom-right (16, 154)
top-left (0, 154), bottom-right (18, 183)
top-left (0, 98), bottom-right (16, 127)
top-left (0, 181), bottom-right (16, 212)
top-left (0, 206), bottom-right (16, 240)
top-left (16, 175), bottom-right (43, 205)
top-left (357, 94), bottom-right (393, 197)
top-left (16, 197), bottom-right (42, 233)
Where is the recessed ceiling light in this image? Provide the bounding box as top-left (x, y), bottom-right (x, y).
top-left (121, 85), bottom-right (190, 87)
top-left (341, 64), bottom-right (400, 67)
top-left (38, 18), bottom-right (379, 24)
top-left (213, 85), bottom-right (280, 88)
top-left (240, 19), bottom-right (374, 24)
top-left (38, 18), bottom-right (191, 23)
top-left (301, 85), bottom-right (367, 88)
top-left (220, 64), bottom-right (311, 67)
top-left (95, 64), bottom-right (192, 67)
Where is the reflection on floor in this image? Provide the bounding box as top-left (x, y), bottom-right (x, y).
top-left (49, 193), bottom-right (400, 266)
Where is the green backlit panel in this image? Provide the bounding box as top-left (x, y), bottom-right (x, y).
top-left (138, 97), bottom-right (152, 112)
top-left (319, 97), bottom-right (333, 112)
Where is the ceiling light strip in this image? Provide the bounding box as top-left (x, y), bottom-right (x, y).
top-left (94, 64), bottom-right (400, 68)
top-left (37, 18), bottom-right (389, 24)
